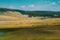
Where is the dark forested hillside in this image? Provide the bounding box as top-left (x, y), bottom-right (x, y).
top-left (0, 8), bottom-right (60, 18)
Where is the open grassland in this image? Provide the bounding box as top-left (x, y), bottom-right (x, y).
top-left (0, 18), bottom-right (60, 28)
top-left (0, 11), bottom-right (60, 28)
top-left (0, 11), bottom-right (60, 40)
top-left (0, 18), bottom-right (60, 40)
top-left (0, 26), bottom-right (60, 40)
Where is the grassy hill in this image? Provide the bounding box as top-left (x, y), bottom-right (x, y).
top-left (0, 8), bottom-right (60, 28)
top-left (0, 8), bottom-right (60, 18)
top-left (0, 8), bottom-right (60, 40)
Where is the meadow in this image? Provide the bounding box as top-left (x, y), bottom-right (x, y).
top-left (0, 18), bottom-right (60, 40)
top-left (0, 26), bottom-right (60, 40)
top-left (0, 11), bottom-right (60, 40)
top-left (0, 18), bottom-right (60, 28)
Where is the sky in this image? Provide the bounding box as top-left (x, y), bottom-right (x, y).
top-left (0, 0), bottom-right (60, 11)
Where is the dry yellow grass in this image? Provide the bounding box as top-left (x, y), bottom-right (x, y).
top-left (0, 11), bottom-right (60, 28)
top-left (0, 18), bottom-right (60, 28)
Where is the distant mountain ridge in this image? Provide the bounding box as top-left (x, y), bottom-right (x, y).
top-left (0, 8), bottom-right (60, 18)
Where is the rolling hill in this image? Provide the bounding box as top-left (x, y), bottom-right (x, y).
top-left (0, 8), bottom-right (60, 17)
top-left (0, 8), bottom-right (60, 28)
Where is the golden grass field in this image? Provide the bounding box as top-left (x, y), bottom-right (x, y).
top-left (0, 11), bottom-right (60, 40)
top-left (0, 11), bottom-right (60, 28)
top-left (0, 18), bottom-right (60, 28)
